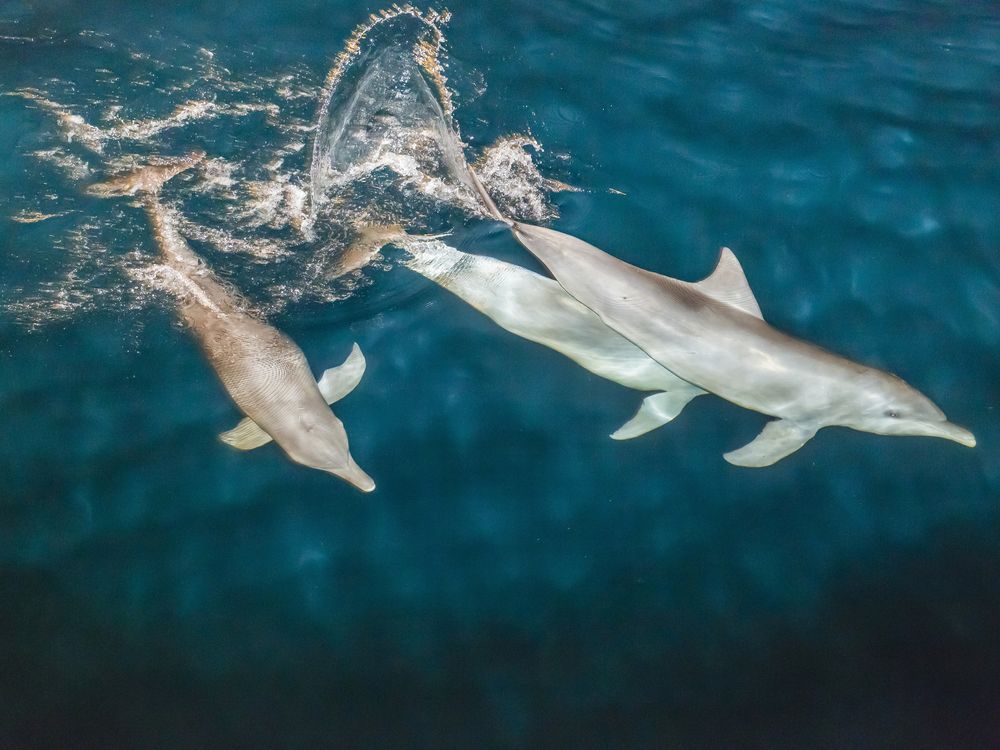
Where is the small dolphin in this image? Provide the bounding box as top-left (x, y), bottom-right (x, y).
top-left (89, 157), bottom-right (375, 490)
top-left (380, 228), bottom-right (704, 438)
top-left (465, 171), bottom-right (975, 466)
top-left (144, 198), bottom-right (375, 489)
top-left (86, 150), bottom-right (207, 197)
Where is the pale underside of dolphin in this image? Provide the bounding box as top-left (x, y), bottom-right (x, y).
top-left (463, 171), bottom-right (975, 466)
top-left (90, 155), bottom-right (375, 490)
top-left (394, 233), bottom-right (705, 439)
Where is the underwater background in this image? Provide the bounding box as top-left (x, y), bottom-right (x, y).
top-left (2, 0), bottom-right (999, 747)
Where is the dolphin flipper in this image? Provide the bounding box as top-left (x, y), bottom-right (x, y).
top-left (219, 344), bottom-right (367, 451)
top-left (317, 343), bottom-right (366, 403)
top-left (724, 420), bottom-right (817, 467)
top-left (611, 387), bottom-right (704, 440)
top-left (219, 418), bottom-right (273, 450)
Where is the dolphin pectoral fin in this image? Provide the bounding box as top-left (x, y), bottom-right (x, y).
top-left (219, 417), bottom-right (273, 450)
top-left (694, 247), bottom-right (763, 319)
top-left (317, 343), bottom-right (367, 404)
top-left (219, 345), bottom-right (366, 450)
top-left (724, 420), bottom-right (817, 467)
top-left (611, 388), bottom-right (703, 440)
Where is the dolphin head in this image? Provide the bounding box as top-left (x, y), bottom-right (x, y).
top-left (845, 371), bottom-right (976, 448)
top-left (283, 413), bottom-right (376, 492)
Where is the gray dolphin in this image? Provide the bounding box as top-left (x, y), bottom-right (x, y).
top-left (465, 171), bottom-right (975, 466)
top-left (382, 229), bottom-right (704, 438)
top-left (91, 157), bottom-right (375, 490)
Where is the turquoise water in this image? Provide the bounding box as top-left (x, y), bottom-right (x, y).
top-left (2, 1), bottom-right (999, 747)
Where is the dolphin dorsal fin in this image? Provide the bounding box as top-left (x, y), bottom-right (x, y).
top-left (694, 247), bottom-right (763, 319)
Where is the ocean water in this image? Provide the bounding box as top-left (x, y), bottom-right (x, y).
top-left (2, 1), bottom-right (999, 748)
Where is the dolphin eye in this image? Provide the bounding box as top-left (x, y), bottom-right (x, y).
top-left (885, 410), bottom-right (900, 419)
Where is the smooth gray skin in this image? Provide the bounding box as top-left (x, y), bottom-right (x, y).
top-left (464, 171), bottom-right (975, 466)
top-left (141, 196), bottom-right (375, 491)
top-left (398, 234), bottom-right (705, 438)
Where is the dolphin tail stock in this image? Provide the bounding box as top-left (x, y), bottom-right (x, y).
top-left (218, 343), bottom-right (368, 450)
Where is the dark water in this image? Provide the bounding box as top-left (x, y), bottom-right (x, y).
top-left (2, 1), bottom-right (1000, 748)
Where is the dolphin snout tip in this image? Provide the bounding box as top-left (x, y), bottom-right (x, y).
top-left (340, 466), bottom-right (376, 493)
top-left (941, 422), bottom-right (976, 448)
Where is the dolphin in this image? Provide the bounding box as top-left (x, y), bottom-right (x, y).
top-left (89, 157), bottom-right (376, 490)
top-left (464, 170), bottom-right (975, 466)
top-left (86, 150), bottom-right (207, 197)
top-left (377, 228), bottom-right (704, 438)
top-left (143, 197), bottom-right (376, 489)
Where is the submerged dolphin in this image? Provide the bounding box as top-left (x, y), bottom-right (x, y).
top-left (465, 172), bottom-right (975, 466)
top-left (380, 228), bottom-right (704, 438)
top-left (90, 157), bottom-right (375, 490)
top-left (86, 150), bottom-right (207, 197)
top-left (144, 198), bottom-right (376, 489)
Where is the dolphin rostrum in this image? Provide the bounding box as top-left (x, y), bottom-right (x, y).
top-left (465, 171), bottom-right (975, 466)
top-left (91, 156), bottom-right (376, 490)
top-left (379, 228), bottom-right (704, 438)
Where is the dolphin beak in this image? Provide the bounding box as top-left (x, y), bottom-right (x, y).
top-left (336, 460), bottom-right (376, 493)
top-left (927, 421), bottom-right (977, 448)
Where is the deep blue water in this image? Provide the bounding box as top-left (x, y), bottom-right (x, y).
top-left (2, 1), bottom-right (1000, 748)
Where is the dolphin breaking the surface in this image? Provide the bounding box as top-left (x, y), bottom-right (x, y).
top-left (387, 230), bottom-right (705, 438)
top-left (465, 172), bottom-right (975, 466)
top-left (90, 156), bottom-right (375, 490)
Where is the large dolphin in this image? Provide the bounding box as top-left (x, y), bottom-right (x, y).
top-left (92, 156), bottom-right (376, 490)
top-left (379, 228), bottom-right (704, 438)
top-left (465, 171), bottom-right (975, 466)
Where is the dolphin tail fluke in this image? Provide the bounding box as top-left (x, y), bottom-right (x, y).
top-left (219, 417), bottom-right (273, 450)
top-left (724, 420), bottom-right (817, 468)
top-left (332, 224), bottom-right (408, 277)
top-left (336, 225), bottom-right (453, 277)
top-left (611, 388), bottom-right (703, 440)
top-left (317, 343), bottom-right (367, 403)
